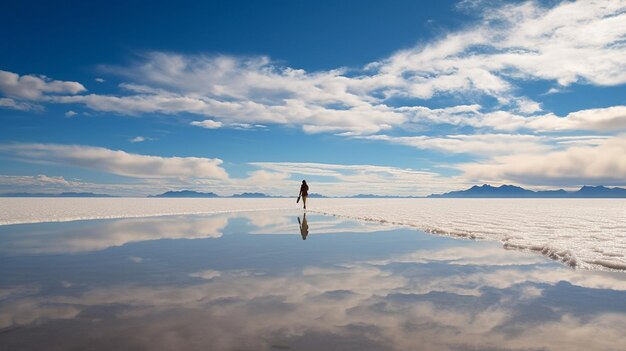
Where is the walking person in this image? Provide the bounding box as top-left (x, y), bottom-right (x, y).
top-left (298, 180), bottom-right (309, 210)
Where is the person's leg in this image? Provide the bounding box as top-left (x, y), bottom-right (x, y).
top-left (303, 196), bottom-right (307, 209)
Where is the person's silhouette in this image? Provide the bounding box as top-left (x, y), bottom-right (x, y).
top-left (298, 180), bottom-right (309, 209)
top-left (298, 213), bottom-right (309, 240)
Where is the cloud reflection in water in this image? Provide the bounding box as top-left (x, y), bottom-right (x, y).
top-left (0, 211), bottom-right (625, 350)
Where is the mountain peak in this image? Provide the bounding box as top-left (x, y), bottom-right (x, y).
top-left (580, 185), bottom-right (607, 190)
top-left (428, 184), bottom-right (626, 198)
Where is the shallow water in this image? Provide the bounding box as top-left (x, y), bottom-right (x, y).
top-left (1, 211), bottom-right (626, 351)
top-left (2, 198), bottom-right (625, 271)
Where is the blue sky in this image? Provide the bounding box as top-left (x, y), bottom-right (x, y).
top-left (1, 0), bottom-right (626, 196)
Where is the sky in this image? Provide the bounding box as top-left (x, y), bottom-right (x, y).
top-left (1, 0), bottom-right (626, 196)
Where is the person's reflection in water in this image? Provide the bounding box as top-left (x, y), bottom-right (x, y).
top-left (298, 213), bottom-right (309, 240)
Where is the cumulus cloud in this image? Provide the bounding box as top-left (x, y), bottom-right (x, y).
top-left (64, 110), bottom-right (77, 117)
top-left (0, 143), bottom-right (228, 179)
top-left (400, 105), bottom-right (626, 133)
top-left (0, 174), bottom-right (148, 196)
top-left (0, 97), bottom-right (38, 111)
top-left (79, 53), bottom-right (403, 134)
top-left (53, 89), bottom-right (402, 135)
top-left (191, 119), bottom-right (222, 129)
top-left (0, 174), bottom-right (72, 188)
top-left (0, 70), bottom-right (85, 100)
top-left (373, 0), bottom-right (626, 98)
top-left (3, 1), bottom-right (626, 190)
top-left (13, 1), bottom-right (613, 135)
top-left (227, 123), bottom-right (266, 130)
top-left (0, 174), bottom-right (212, 197)
top-left (526, 106), bottom-right (626, 132)
top-left (3, 1), bottom-right (626, 137)
top-left (190, 120), bottom-right (266, 130)
top-left (360, 133), bottom-right (550, 156)
top-left (459, 136), bottom-right (626, 186)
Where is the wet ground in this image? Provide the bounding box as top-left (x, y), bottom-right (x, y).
top-left (1, 210), bottom-right (626, 350)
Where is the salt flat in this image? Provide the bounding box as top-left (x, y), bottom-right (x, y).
top-left (1, 198), bottom-right (625, 270)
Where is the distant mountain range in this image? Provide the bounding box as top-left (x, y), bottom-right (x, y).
top-left (428, 184), bottom-right (626, 198)
top-left (0, 192), bottom-right (116, 198)
top-left (230, 192), bottom-right (275, 198)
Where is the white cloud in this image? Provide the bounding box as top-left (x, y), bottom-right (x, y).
top-left (526, 106), bottom-right (626, 132)
top-left (64, 110), bottom-right (77, 117)
top-left (0, 174), bottom-right (72, 188)
top-left (189, 270), bottom-right (221, 280)
top-left (552, 135), bottom-right (611, 146)
top-left (0, 70), bottom-right (85, 100)
top-left (236, 170), bottom-right (289, 185)
top-left (0, 97), bottom-right (36, 111)
top-left (544, 87), bottom-right (561, 95)
top-left (376, 0), bottom-right (626, 99)
top-left (0, 174), bottom-right (195, 197)
top-left (95, 78), bottom-right (105, 83)
top-left (359, 133), bottom-right (550, 156)
top-left (228, 123), bottom-right (266, 130)
top-left (191, 119), bottom-right (267, 130)
top-left (2, 1), bottom-right (626, 190)
top-left (3, 1), bottom-right (625, 138)
top-left (129, 136), bottom-right (151, 143)
top-left (54, 90), bottom-right (402, 135)
top-left (191, 119), bottom-right (222, 129)
top-left (400, 105), bottom-right (626, 133)
top-left (459, 135), bottom-right (626, 186)
top-left (514, 97), bottom-right (542, 114)
top-left (0, 143), bottom-right (228, 180)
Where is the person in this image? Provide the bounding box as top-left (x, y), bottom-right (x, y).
top-left (298, 180), bottom-right (309, 210)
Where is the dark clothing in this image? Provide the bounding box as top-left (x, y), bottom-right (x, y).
top-left (300, 183), bottom-right (309, 196)
top-left (298, 214), bottom-right (308, 240)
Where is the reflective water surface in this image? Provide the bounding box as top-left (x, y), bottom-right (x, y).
top-left (1, 211), bottom-right (626, 351)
